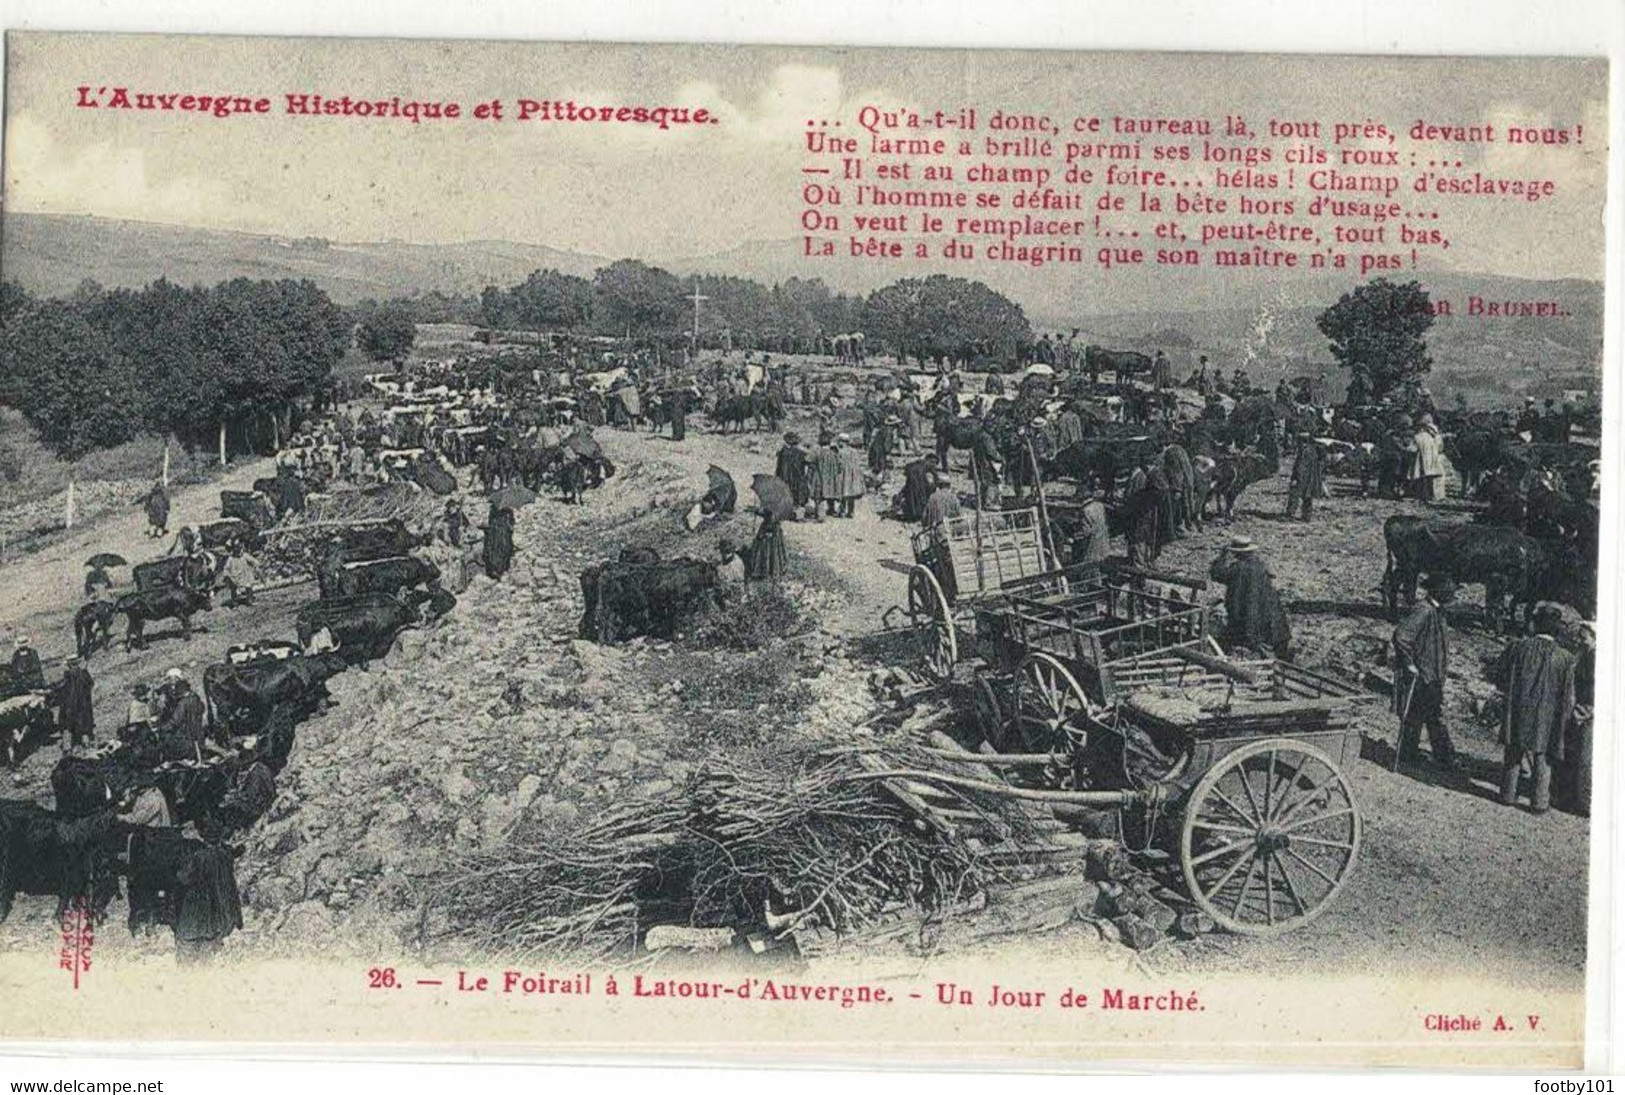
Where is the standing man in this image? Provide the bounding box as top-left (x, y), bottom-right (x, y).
top-left (835, 434), bottom-right (867, 519)
top-left (1286, 432), bottom-right (1324, 521)
top-left (1393, 573), bottom-right (1458, 771)
top-left (1151, 349), bottom-right (1173, 391)
top-left (1125, 458), bottom-right (1167, 568)
top-left (1067, 489), bottom-right (1111, 567)
top-left (140, 480), bottom-right (170, 539)
top-left (57, 657), bottom-right (95, 750)
top-left (157, 669), bottom-right (209, 762)
top-left (811, 433), bottom-right (841, 521)
top-left (922, 471), bottom-right (962, 531)
top-left (774, 432), bottom-right (810, 518)
top-left (1495, 604), bottom-right (1578, 814)
top-left (1208, 537), bottom-right (1292, 658)
top-left (666, 383), bottom-right (689, 443)
top-left (1410, 413), bottom-right (1447, 501)
top-left (483, 502), bottom-right (516, 580)
top-left (443, 499), bottom-right (467, 548)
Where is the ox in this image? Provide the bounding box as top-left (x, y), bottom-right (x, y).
top-left (1382, 516), bottom-right (1551, 633)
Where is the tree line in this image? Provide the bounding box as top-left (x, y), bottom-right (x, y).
top-left (472, 261), bottom-right (1034, 363)
top-left (2, 277), bottom-right (350, 460)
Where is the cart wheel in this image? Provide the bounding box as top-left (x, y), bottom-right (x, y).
top-left (1013, 652), bottom-right (1090, 754)
top-left (907, 566), bottom-right (957, 679)
top-left (1179, 739), bottom-right (1361, 937)
top-left (972, 671), bottom-right (1006, 751)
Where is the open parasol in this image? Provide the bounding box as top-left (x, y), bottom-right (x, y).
top-left (750, 474), bottom-right (795, 521)
top-left (85, 553), bottom-right (127, 568)
top-left (489, 484), bottom-right (538, 510)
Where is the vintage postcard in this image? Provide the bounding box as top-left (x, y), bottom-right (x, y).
top-left (0, 32), bottom-right (1609, 1069)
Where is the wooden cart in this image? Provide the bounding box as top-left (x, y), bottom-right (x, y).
top-left (973, 632), bottom-right (1377, 937)
top-left (905, 506), bottom-right (1053, 678)
top-left (967, 565), bottom-right (1209, 751)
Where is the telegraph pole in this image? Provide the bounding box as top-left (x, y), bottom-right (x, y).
top-left (689, 279), bottom-right (708, 356)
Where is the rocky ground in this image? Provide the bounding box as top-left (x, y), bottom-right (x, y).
top-left (0, 389), bottom-right (1593, 995)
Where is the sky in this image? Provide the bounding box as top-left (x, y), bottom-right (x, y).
top-left (0, 32), bottom-right (1610, 281)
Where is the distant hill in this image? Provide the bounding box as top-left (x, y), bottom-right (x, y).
top-left (2, 213), bottom-right (604, 303)
top-left (4, 212), bottom-right (1600, 403)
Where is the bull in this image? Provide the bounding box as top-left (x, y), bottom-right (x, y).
top-left (116, 585), bottom-right (212, 650)
top-left (1207, 444), bottom-right (1280, 522)
top-left (203, 649), bottom-right (344, 766)
top-left (0, 800), bottom-right (122, 925)
top-left (296, 592), bottom-right (426, 665)
top-left (324, 555), bottom-right (442, 600)
top-left (1382, 516), bottom-right (1552, 633)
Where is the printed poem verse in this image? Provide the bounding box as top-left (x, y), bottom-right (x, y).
top-left (798, 107), bottom-right (1584, 279)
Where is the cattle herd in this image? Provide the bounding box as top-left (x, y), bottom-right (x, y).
top-left (0, 326), bottom-right (1602, 960)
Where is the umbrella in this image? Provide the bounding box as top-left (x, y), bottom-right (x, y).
top-left (702, 465), bottom-right (737, 515)
top-left (85, 553), bottom-right (127, 568)
top-left (750, 474), bottom-right (795, 521)
top-left (490, 484), bottom-right (538, 510)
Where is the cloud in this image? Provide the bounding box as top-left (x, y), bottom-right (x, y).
top-left (4, 113), bottom-right (234, 222)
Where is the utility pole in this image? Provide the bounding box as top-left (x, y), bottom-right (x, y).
top-left (689, 279), bottom-right (708, 356)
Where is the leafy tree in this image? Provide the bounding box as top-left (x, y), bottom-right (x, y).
top-left (355, 302), bottom-right (417, 363)
top-left (1316, 278), bottom-right (1434, 402)
top-left (2, 299), bottom-right (143, 458)
top-left (862, 275), bottom-right (1031, 365)
top-left (591, 260), bottom-right (686, 337)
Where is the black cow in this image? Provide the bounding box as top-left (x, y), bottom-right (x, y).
top-left (1382, 516), bottom-right (1551, 633)
top-left (196, 517), bottom-right (260, 553)
top-left (1208, 448), bottom-right (1280, 521)
top-left (203, 651), bottom-right (344, 762)
top-left (0, 800), bottom-right (122, 924)
top-left (324, 555), bottom-right (442, 600)
top-left (1084, 346), bottom-right (1151, 381)
top-left (579, 557), bottom-right (719, 643)
top-left (296, 593), bottom-right (424, 664)
top-left (74, 601), bottom-right (119, 659)
top-left (0, 692), bottom-right (55, 768)
top-left (117, 585), bottom-right (212, 650)
top-left (333, 519), bottom-right (427, 564)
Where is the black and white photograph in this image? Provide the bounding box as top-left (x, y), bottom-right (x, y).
top-left (0, 27), bottom-right (1611, 1071)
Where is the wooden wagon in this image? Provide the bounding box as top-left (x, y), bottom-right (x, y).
top-left (905, 506), bottom-right (1053, 677)
top-left (970, 620), bottom-right (1378, 936)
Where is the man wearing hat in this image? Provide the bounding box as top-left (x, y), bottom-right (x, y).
top-left (1393, 572), bottom-right (1458, 770)
top-left (1068, 487), bottom-right (1111, 568)
top-left (775, 432), bottom-right (810, 518)
top-left (1286, 430), bottom-right (1324, 521)
top-left (835, 434), bottom-right (867, 518)
top-left (8, 636), bottom-right (43, 693)
top-left (1495, 604), bottom-right (1579, 813)
top-left (156, 668), bottom-right (210, 763)
top-left (922, 471), bottom-right (961, 533)
top-left (1208, 538), bottom-right (1291, 658)
top-left (811, 434), bottom-right (842, 521)
top-left (57, 656), bottom-right (95, 750)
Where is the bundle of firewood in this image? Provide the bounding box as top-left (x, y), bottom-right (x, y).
top-left (428, 739), bottom-right (1039, 961)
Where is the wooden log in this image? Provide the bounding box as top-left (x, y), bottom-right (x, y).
top-left (1168, 644), bottom-right (1262, 684)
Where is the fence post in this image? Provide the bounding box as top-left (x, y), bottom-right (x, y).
top-left (66, 478), bottom-right (76, 530)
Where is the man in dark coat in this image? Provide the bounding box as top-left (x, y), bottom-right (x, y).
top-left (158, 671), bottom-right (209, 762)
top-left (57, 657), bottom-right (95, 749)
top-left (1208, 538), bottom-right (1291, 657)
top-left (141, 481), bottom-right (170, 538)
top-left (1125, 460), bottom-right (1168, 567)
top-left (1495, 604), bottom-right (1578, 813)
top-left (484, 503), bottom-right (516, 580)
top-left (775, 433), bottom-right (809, 511)
top-left (173, 841), bottom-right (244, 963)
top-left (1287, 433), bottom-right (1324, 521)
top-left (1393, 573), bottom-right (1457, 770)
top-left (444, 499), bottom-right (467, 548)
top-left (667, 386), bottom-right (689, 442)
